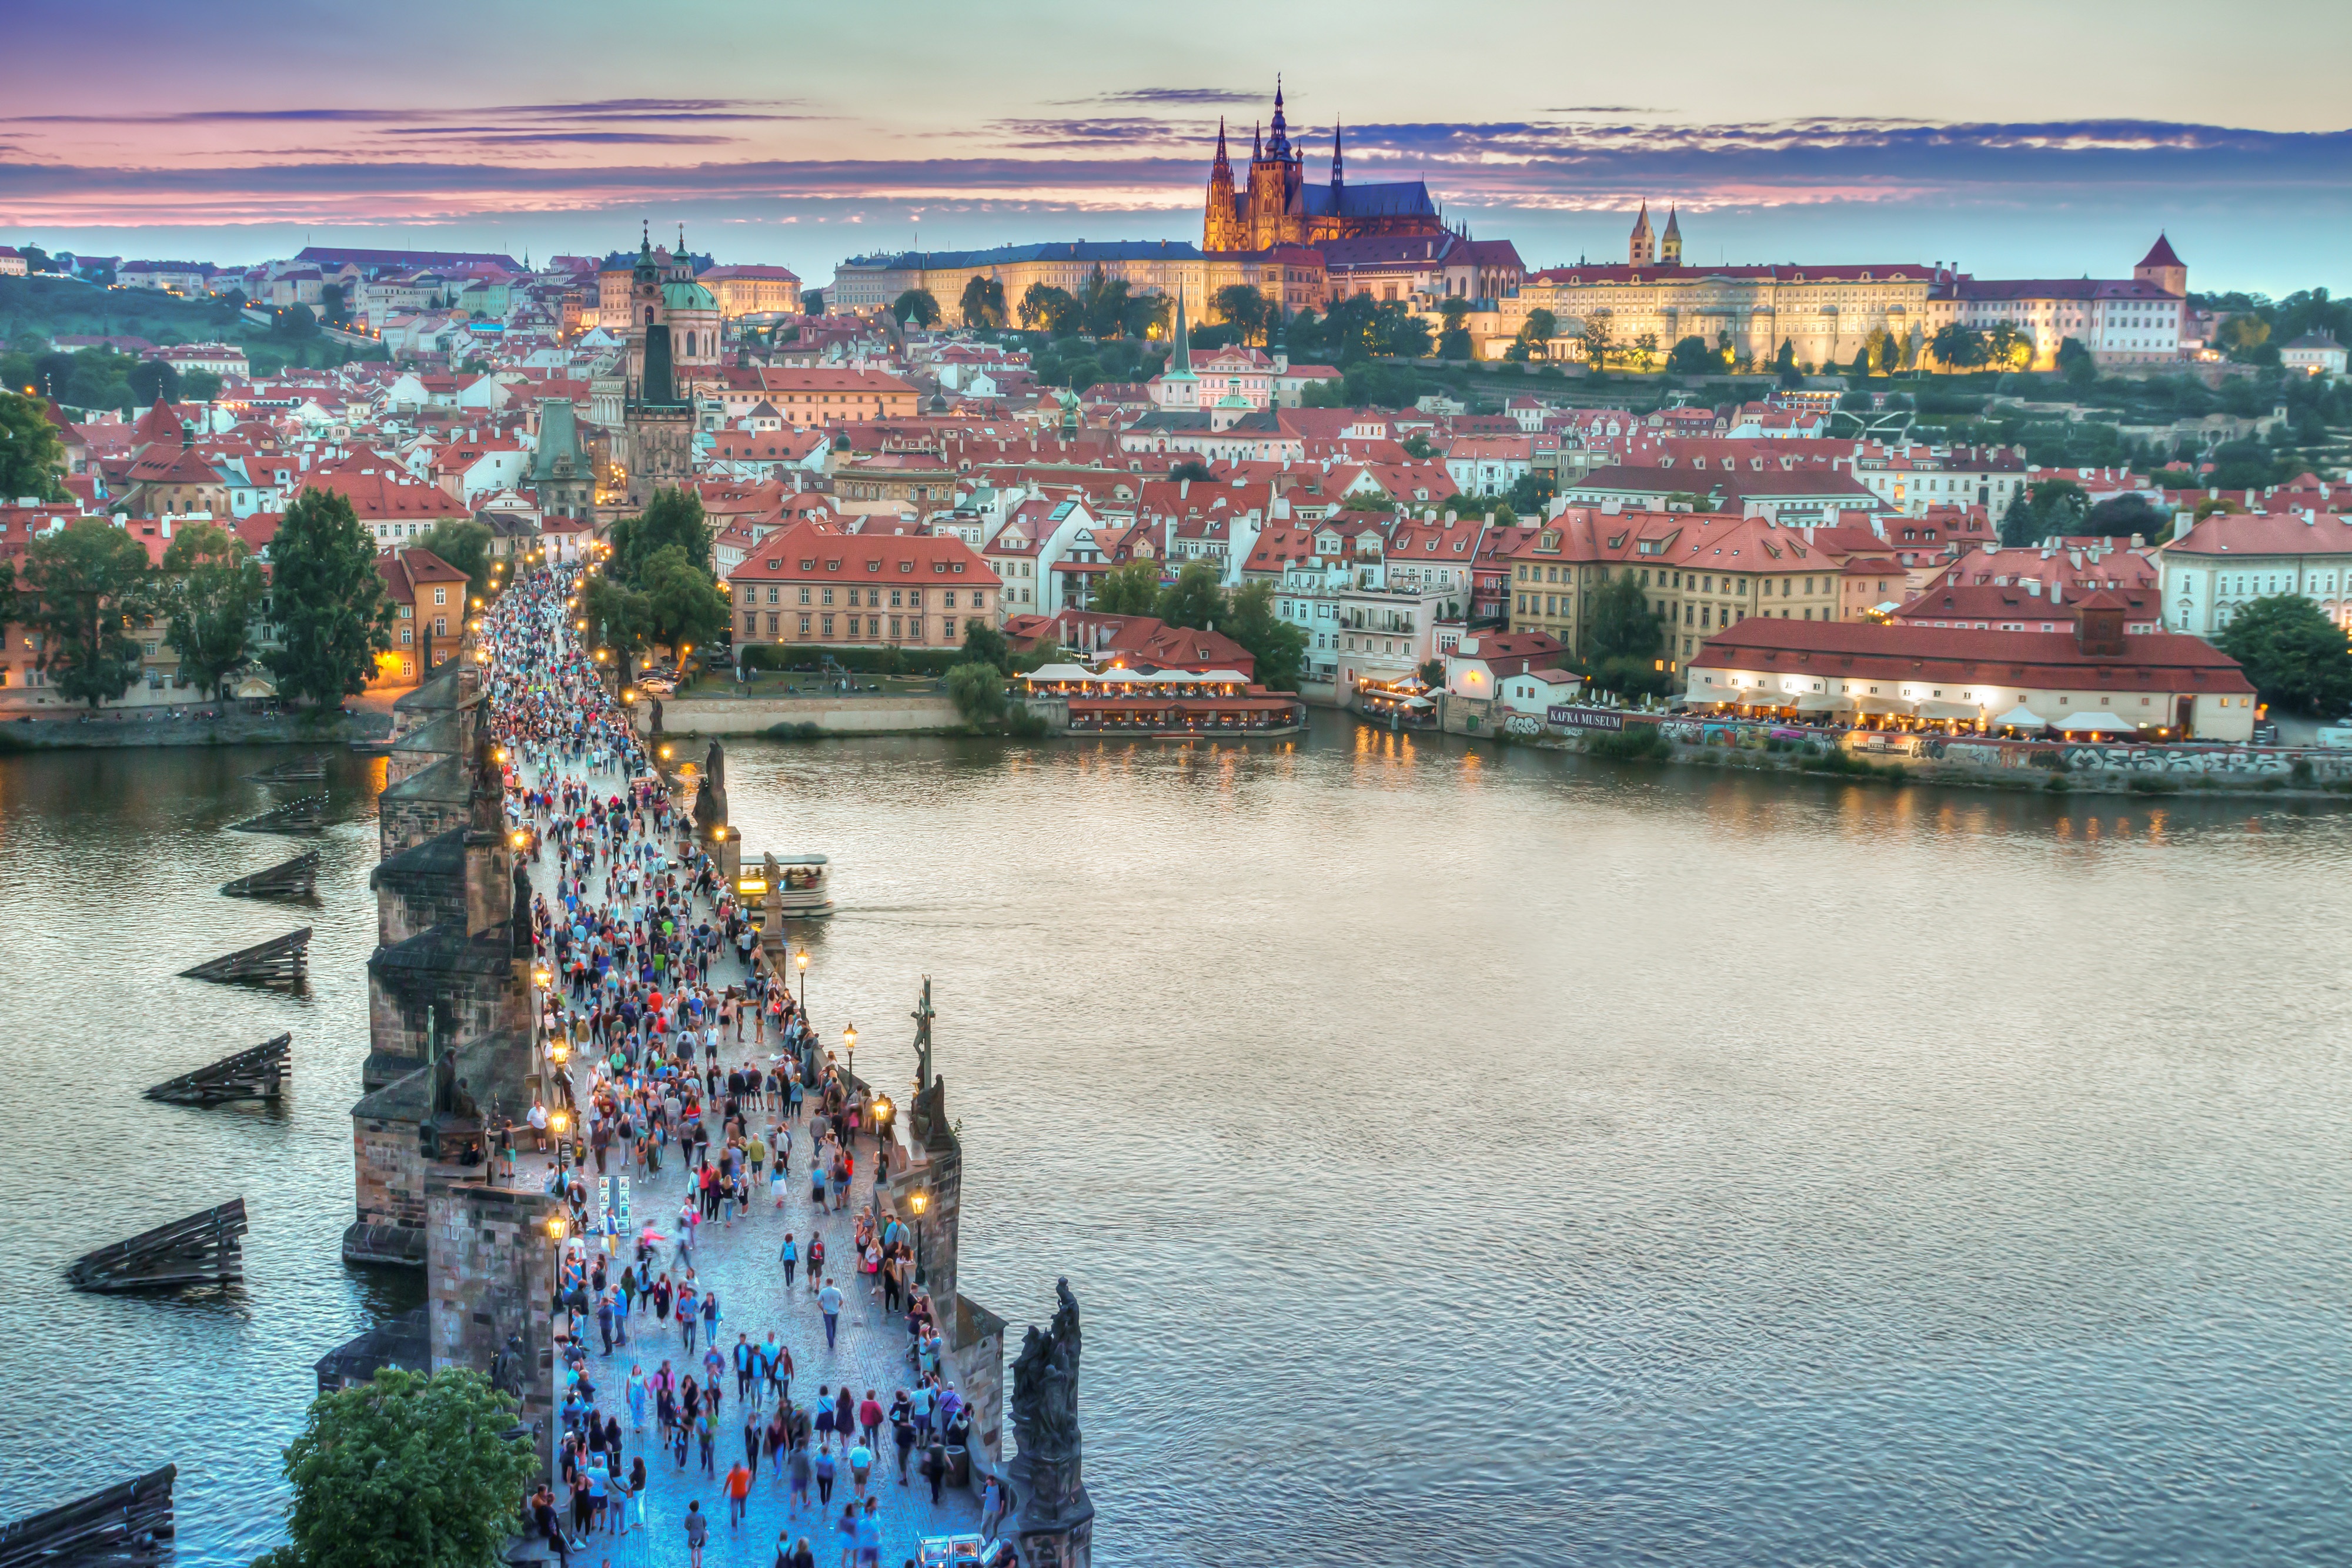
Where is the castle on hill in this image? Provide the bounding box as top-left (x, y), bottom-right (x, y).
top-left (1202, 80), bottom-right (1447, 253)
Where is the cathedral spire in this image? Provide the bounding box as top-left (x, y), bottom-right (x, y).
top-left (1214, 116), bottom-right (1230, 172)
top-left (1253, 121), bottom-right (1262, 161)
top-left (1331, 119), bottom-right (1344, 188)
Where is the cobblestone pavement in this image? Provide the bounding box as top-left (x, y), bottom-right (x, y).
top-left (519, 755), bottom-right (984, 1568)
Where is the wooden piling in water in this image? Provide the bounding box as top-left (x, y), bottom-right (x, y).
top-left (66, 1201), bottom-right (246, 1292)
top-left (178, 928), bottom-right (310, 985)
top-left (145, 1034), bottom-right (290, 1105)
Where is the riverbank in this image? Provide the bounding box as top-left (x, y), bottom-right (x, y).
top-left (1426, 699), bottom-right (2352, 804)
top-left (0, 708), bottom-right (392, 751)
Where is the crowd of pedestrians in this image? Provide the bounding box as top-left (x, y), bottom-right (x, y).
top-left (482, 564), bottom-right (1004, 1568)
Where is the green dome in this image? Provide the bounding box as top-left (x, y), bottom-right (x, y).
top-left (662, 280), bottom-right (717, 311)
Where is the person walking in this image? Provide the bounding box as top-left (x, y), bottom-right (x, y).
top-left (725, 1459), bottom-right (753, 1529)
top-left (846, 1440), bottom-right (873, 1500)
top-left (681, 1500), bottom-right (708, 1568)
top-left (788, 1437), bottom-right (813, 1513)
top-left (817, 1278), bottom-right (843, 1350)
top-left (812, 1445), bottom-right (836, 1509)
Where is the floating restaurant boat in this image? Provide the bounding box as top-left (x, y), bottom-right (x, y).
top-left (739, 852), bottom-right (835, 948)
top-left (1018, 663), bottom-right (1307, 738)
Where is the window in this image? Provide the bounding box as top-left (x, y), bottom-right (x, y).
top-left (433, 617), bottom-right (447, 636)
top-left (401, 659), bottom-right (414, 678)
top-left (821, 615), bottom-right (834, 636)
top-left (821, 588), bottom-right (834, 606)
top-left (401, 627), bottom-right (413, 645)
top-left (798, 615), bottom-right (811, 634)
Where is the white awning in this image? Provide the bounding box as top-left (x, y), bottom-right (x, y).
top-left (1915, 698), bottom-right (1982, 721)
top-left (1024, 664), bottom-right (1094, 683)
top-left (1793, 691), bottom-right (1840, 713)
top-left (1850, 694), bottom-right (1914, 716)
top-left (1737, 689), bottom-right (1794, 707)
top-left (1992, 705), bottom-right (2046, 730)
top-left (2056, 711), bottom-right (2137, 733)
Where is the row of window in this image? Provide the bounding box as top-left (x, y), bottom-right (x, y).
top-left (753, 586), bottom-right (985, 610)
top-left (746, 613), bottom-right (968, 641)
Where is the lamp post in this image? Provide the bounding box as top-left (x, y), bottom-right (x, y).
top-left (794, 947), bottom-right (808, 1010)
top-left (843, 1021), bottom-right (857, 1088)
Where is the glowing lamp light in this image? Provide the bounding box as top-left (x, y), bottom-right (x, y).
top-left (795, 950), bottom-right (808, 974)
top-left (546, 1213), bottom-right (567, 1239)
top-left (549, 1039), bottom-right (570, 1065)
top-left (659, 744), bottom-right (673, 760)
top-left (843, 1023), bottom-right (857, 1053)
top-left (510, 828), bottom-right (529, 848)
top-left (908, 1189), bottom-right (929, 1216)
top-left (550, 1111), bottom-right (569, 1135)
top-left (872, 1094), bottom-right (893, 1127)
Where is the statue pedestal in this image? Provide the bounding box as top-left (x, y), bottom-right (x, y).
top-left (1006, 1453), bottom-right (1092, 1568)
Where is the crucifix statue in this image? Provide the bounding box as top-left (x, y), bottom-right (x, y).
top-left (910, 975), bottom-right (934, 1092)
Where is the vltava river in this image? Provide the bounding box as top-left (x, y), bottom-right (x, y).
top-left (3, 718), bottom-right (2348, 1567)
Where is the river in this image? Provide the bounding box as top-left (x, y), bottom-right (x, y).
top-left (2, 718), bottom-right (2348, 1567)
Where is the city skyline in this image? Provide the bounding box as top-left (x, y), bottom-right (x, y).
top-left (4, 0), bottom-right (2348, 292)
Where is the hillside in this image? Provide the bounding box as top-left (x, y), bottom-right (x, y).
top-left (0, 274), bottom-right (365, 376)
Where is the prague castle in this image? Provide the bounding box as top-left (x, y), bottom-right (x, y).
top-left (1202, 81), bottom-right (1446, 253)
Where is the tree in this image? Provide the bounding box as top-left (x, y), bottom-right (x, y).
top-left (317, 282), bottom-right (350, 329)
top-left (256, 1367), bottom-right (538, 1568)
top-left (958, 276), bottom-right (1007, 329)
top-left (1505, 470), bottom-right (1555, 516)
top-left (946, 661), bottom-right (1008, 727)
top-left (1417, 658), bottom-right (1444, 687)
top-left (1585, 570), bottom-right (1662, 663)
top-left (1998, 492), bottom-right (2039, 547)
top-left (1401, 432), bottom-right (1439, 461)
top-left (1579, 315), bottom-right (1616, 372)
top-left (960, 620), bottom-right (1011, 673)
top-left (1078, 269), bottom-right (1132, 339)
top-left (1017, 283), bottom-right (1079, 336)
top-left (0, 390), bottom-right (68, 500)
top-left (416, 518), bottom-right (495, 609)
top-left (891, 289), bottom-right (940, 329)
top-left (1668, 335), bottom-right (1714, 376)
top-left (1929, 323), bottom-right (1987, 371)
top-left (18, 517), bottom-right (155, 708)
top-left (266, 487), bottom-right (393, 706)
top-left (637, 544), bottom-right (728, 657)
top-left (2027, 478), bottom-right (2089, 537)
top-left (1219, 579), bottom-right (1307, 693)
top-left (2084, 493), bottom-right (2167, 542)
top-left (182, 367), bottom-right (225, 402)
top-left (273, 304), bottom-right (319, 340)
top-left (610, 487), bottom-right (711, 581)
top-left (1515, 308), bottom-right (1558, 360)
top-left (1436, 297), bottom-right (1474, 361)
top-left (127, 360), bottom-right (181, 407)
top-left (1375, 306), bottom-right (1433, 360)
top-left (1212, 284), bottom-right (1269, 346)
top-left (1154, 560), bottom-right (1225, 631)
top-left (2219, 594), bottom-right (2352, 716)
top-left (1774, 337), bottom-right (1800, 387)
top-left (2056, 336), bottom-right (2097, 387)
top-left (1631, 332), bottom-right (1659, 373)
top-left (2218, 314), bottom-right (2271, 359)
top-left (161, 521), bottom-right (265, 699)
top-left (1090, 559), bottom-right (1161, 617)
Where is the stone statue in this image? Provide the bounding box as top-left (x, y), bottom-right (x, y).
top-left (1011, 1278), bottom-right (1083, 1464)
top-left (490, 1330), bottom-right (529, 1399)
top-left (693, 737), bottom-right (729, 837)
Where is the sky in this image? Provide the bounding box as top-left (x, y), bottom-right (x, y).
top-left (4, 0), bottom-right (2348, 296)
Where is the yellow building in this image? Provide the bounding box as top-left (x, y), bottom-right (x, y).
top-left (828, 240), bottom-right (1326, 329)
top-left (1498, 211), bottom-right (1932, 369)
top-left (699, 265), bottom-right (803, 319)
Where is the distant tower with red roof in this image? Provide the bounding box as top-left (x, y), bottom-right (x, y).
top-left (2134, 233), bottom-right (2187, 297)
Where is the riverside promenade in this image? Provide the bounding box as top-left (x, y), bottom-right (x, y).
top-left (508, 735), bottom-right (985, 1566)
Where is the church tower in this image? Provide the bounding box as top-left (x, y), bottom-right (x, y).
top-left (1661, 206), bottom-right (1682, 268)
top-left (1204, 118), bottom-right (1241, 252)
top-left (2134, 232), bottom-right (2187, 297)
top-left (1629, 202), bottom-right (1655, 266)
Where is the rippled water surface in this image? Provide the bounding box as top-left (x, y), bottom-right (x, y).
top-left (4, 721), bottom-right (2350, 1566)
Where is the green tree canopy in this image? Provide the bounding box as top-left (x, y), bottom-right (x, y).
top-left (0, 390), bottom-right (68, 500)
top-left (1017, 283), bottom-right (1080, 336)
top-left (266, 487), bottom-right (393, 706)
top-left (1585, 569), bottom-right (1663, 664)
top-left (1516, 308), bottom-right (1558, 358)
top-left (1093, 559), bottom-right (1162, 616)
top-left (958, 276), bottom-right (1007, 329)
top-left (637, 543), bottom-right (729, 657)
top-left (1930, 323), bottom-right (1988, 370)
top-left (1078, 269), bottom-right (1132, 338)
top-left (1154, 560), bottom-right (1225, 631)
top-left (610, 487), bottom-right (711, 581)
top-left (415, 518), bottom-right (495, 609)
top-left (127, 360), bottom-right (181, 407)
top-left (2219, 595), bottom-right (2352, 716)
top-left (19, 517), bottom-right (156, 708)
top-left (162, 520), bottom-right (265, 699)
top-left (1220, 578), bottom-right (1307, 692)
top-left (960, 620), bottom-right (1011, 673)
top-left (2057, 336), bottom-right (2098, 387)
top-left (1212, 284), bottom-right (1269, 346)
top-left (256, 1368), bottom-right (539, 1568)
top-left (892, 289), bottom-right (941, 329)
top-left (946, 660), bottom-right (1008, 726)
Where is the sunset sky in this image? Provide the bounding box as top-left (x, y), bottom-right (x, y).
top-left (5, 0), bottom-right (2347, 294)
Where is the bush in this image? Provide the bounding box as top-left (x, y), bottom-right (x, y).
top-left (2127, 774), bottom-right (2181, 794)
top-left (765, 721), bottom-right (825, 741)
top-left (2290, 757), bottom-right (2316, 785)
top-left (739, 643), bottom-right (967, 677)
top-left (1585, 724), bottom-right (1667, 761)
